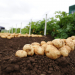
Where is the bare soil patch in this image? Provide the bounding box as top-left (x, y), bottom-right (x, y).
top-left (0, 35), bottom-right (75, 75)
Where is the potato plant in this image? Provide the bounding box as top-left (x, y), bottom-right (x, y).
top-left (7, 11), bottom-right (75, 39)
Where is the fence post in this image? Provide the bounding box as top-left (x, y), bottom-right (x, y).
top-left (15, 24), bottom-right (17, 33)
top-left (12, 26), bottom-right (13, 33)
top-left (29, 19), bottom-right (32, 35)
top-left (44, 14), bottom-right (47, 36)
top-left (9, 30), bottom-right (10, 33)
top-left (20, 22), bottom-right (22, 34)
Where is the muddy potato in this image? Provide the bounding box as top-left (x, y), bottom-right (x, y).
top-left (23, 44), bottom-right (34, 56)
top-left (45, 45), bottom-right (61, 59)
top-left (15, 50), bottom-right (27, 58)
top-left (66, 38), bottom-right (74, 51)
top-left (34, 46), bottom-right (44, 55)
top-left (52, 39), bottom-right (65, 49)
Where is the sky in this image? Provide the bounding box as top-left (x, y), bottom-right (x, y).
top-left (0, 0), bottom-right (75, 30)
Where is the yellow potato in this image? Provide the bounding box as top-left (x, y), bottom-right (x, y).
top-left (52, 39), bottom-right (65, 49)
top-left (34, 46), bottom-right (44, 55)
top-left (15, 50), bottom-right (27, 58)
top-left (38, 35), bottom-right (42, 37)
top-left (41, 41), bottom-right (46, 46)
top-left (59, 46), bottom-right (71, 57)
top-left (1, 35), bottom-right (7, 38)
top-left (45, 45), bottom-right (61, 59)
top-left (7, 36), bottom-right (12, 39)
top-left (47, 41), bottom-right (53, 45)
top-left (73, 40), bottom-right (75, 46)
top-left (31, 42), bottom-right (40, 46)
top-left (66, 38), bottom-right (74, 51)
top-left (23, 44), bottom-right (34, 56)
top-left (41, 43), bottom-right (47, 50)
top-left (70, 36), bottom-right (75, 40)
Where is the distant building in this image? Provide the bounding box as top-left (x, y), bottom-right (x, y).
top-left (69, 5), bottom-right (75, 14)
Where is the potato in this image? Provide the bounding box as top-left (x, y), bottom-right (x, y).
top-left (38, 35), bottom-right (42, 37)
top-left (59, 46), bottom-right (71, 57)
top-left (70, 36), bottom-right (75, 40)
top-left (73, 40), bottom-right (75, 46)
top-left (52, 39), bottom-right (65, 49)
top-left (66, 38), bottom-right (74, 51)
top-left (47, 41), bottom-right (53, 45)
top-left (41, 41), bottom-right (46, 46)
top-left (15, 50), bottom-right (27, 58)
top-left (31, 35), bottom-right (37, 37)
top-left (41, 43), bottom-right (47, 50)
top-left (45, 45), bottom-right (61, 59)
top-left (1, 35), bottom-right (7, 38)
top-left (14, 34), bottom-right (19, 37)
top-left (23, 44), bottom-right (34, 56)
top-left (34, 46), bottom-right (44, 55)
top-left (61, 39), bottom-right (66, 43)
top-left (7, 36), bottom-right (14, 39)
top-left (31, 42), bottom-right (40, 46)
top-left (27, 35), bottom-right (31, 37)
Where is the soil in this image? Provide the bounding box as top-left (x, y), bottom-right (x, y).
top-left (0, 35), bottom-right (75, 75)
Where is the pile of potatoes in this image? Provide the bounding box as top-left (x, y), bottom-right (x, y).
top-left (0, 33), bottom-right (42, 39)
top-left (15, 36), bottom-right (75, 59)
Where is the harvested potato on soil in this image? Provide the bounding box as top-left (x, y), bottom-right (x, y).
top-left (41, 43), bottom-right (47, 50)
top-left (66, 38), bottom-right (74, 51)
top-left (41, 41), bottom-right (46, 46)
top-left (52, 39), bottom-right (65, 49)
top-left (23, 44), bottom-right (34, 56)
top-left (70, 36), bottom-right (75, 40)
top-left (45, 45), bottom-right (61, 59)
top-left (73, 40), bottom-right (75, 46)
top-left (59, 46), bottom-right (71, 57)
top-left (31, 42), bottom-right (40, 46)
top-left (34, 46), bottom-right (44, 55)
top-left (47, 41), bottom-right (53, 45)
top-left (38, 35), bottom-right (42, 37)
top-left (7, 36), bottom-right (13, 39)
top-left (1, 35), bottom-right (7, 38)
top-left (61, 39), bottom-right (66, 43)
top-left (15, 50), bottom-right (27, 58)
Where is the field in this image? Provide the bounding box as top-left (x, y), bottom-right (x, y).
top-left (0, 35), bottom-right (75, 75)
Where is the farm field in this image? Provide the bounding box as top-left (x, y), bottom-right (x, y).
top-left (0, 35), bottom-right (75, 75)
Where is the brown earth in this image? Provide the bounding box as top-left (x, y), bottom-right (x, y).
top-left (0, 35), bottom-right (75, 75)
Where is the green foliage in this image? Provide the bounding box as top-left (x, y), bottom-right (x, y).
top-left (21, 26), bottom-right (29, 34)
top-left (7, 11), bottom-right (75, 39)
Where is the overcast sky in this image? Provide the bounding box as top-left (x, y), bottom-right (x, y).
top-left (0, 0), bottom-right (75, 30)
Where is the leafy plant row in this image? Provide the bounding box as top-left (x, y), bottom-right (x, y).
top-left (2, 11), bottom-right (75, 39)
